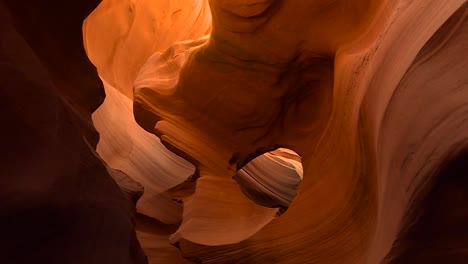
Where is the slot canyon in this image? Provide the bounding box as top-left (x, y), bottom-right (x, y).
top-left (1, 0), bottom-right (467, 263)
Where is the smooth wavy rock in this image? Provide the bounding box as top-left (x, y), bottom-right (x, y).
top-left (82, 0), bottom-right (468, 263)
top-left (85, 0), bottom-right (304, 228)
top-left (234, 149), bottom-right (303, 209)
top-left (92, 78), bottom-right (195, 224)
top-left (131, 0), bottom-right (467, 263)
top-left (369, 5), bottom-right (468, 262)
top-left (84, 0), bottom-right (212, 225)
top-left (83, 0), bottom-right (212, 98)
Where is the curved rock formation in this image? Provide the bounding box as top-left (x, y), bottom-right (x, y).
top-left (85, 0), bottom-right (304, 229)
top-left (233, 148), bottom-right (303, 209)
top-left (83, 0), bottom-right (212, 98)
top-left (92, 78), bottom-right (196, 224)
top-left (2, 0), bottom-right (463, 263)
top-left (131, 0), bottom-right (467, 262)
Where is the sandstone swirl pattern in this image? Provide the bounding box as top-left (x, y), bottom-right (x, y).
top-left (84, 0), bottom-right (468, 263)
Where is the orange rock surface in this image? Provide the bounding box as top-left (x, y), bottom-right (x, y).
top-left (1, 0), bottom-right (466, 263)
top-left (83, 0), bottom-right (468, 263)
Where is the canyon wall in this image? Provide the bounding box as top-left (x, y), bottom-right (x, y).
top-left (0, 0), bottom-right (466, 263)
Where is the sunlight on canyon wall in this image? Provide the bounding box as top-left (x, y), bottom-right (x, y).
top-left (82, 0), bottom-right (468, 263)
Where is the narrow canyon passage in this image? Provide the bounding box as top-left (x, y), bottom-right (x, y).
top-left (0, 0), bottom-right (467, 263)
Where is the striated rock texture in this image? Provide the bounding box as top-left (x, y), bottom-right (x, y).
top-left (1, 0), bottom-right (466, 263)
top-left (84, 0), bottom-right (468, 263)
top-left (85, 1), bottom-right (305, 252)
top-left (0, 0), bottom-right (146, 263)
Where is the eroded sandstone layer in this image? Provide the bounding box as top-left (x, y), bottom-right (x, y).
top-left (85, 0), bottom-right (468, 263)
top-left (0, 0), bottom-right (466, 263)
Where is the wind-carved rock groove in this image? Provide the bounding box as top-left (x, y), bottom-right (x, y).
top-left (84, 0), bottom-right (468, 263)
